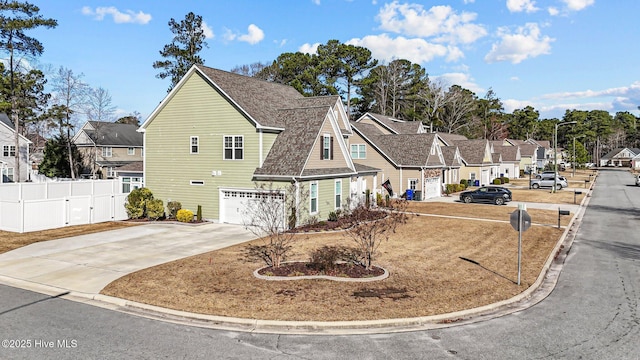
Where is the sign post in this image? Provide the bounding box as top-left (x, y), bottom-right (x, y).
top-left (510, 204), bottom-right (531, 285)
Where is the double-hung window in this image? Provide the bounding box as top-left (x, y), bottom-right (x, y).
top-left (102, 147), bottom-right (112, 157)
top-left (335, 180), bottom-right (342, 209)
top-left (320, 135), bottom-right (333, 160)
top-left (350, 144), bottom-right (366, 159)
top-left (310, 182), bottom-right (318, 213)
top-left (2, 145), bottom-right (15, 157)
top-left (128, 147), bottom-right (135, 155)
top-left (409, 178), bottom-right (418, 190)
top-left (190, 136), bottom-right (199, 154)
top-left (224, 135), bottom-right (243, 160)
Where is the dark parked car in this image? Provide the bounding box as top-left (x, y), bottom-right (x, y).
top-left (459, 186), bottom-right (512, 205)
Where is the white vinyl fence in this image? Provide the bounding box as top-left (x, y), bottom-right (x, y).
top-left (0, 180), bottom-right (128, 233)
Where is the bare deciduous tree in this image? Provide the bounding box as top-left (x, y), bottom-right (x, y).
top-left (242, 182), bottom-right (309, 268)
top-left (342, 200), bottom-right (409, 270)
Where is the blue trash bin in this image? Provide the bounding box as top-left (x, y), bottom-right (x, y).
top-left (406, 189), bottom-right (414, 200)
top-left (474, 180), bottom-right (480, 186)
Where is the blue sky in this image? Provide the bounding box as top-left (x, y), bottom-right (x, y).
top-left (22, 0), bottom-right (640, 121)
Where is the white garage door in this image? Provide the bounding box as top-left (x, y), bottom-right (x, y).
top-left (220, 189), bottom-right (284, 226)
top-left (424, 177), bottom-right (441, 199)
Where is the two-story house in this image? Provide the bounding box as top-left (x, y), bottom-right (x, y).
top-left (140, 65), bottom-right (377, 226)
top-left (0, 113), bottom-right (31, 183)
top-left (72, 121), bottom-right (143, 179)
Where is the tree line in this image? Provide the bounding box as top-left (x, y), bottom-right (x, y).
top-left (148, 9), bottom-right (636, 160)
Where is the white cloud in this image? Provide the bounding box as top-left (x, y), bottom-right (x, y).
top-left (510, 76), bottom-right (520, 81)
top-left (561, 0), bottom-right (595, 11)
top-left (503, 98), bottom-right (536, 114)
top-left (299, 42), bottom-right (320, 54)
top-left (201, 21), bottom-right (214, 39)
top-left (463, 0), bottom-right (475, 3)
top-left (238, 24), bottom-right (264, 44)
top-left (506, 0), bottom-right (539, 13)
top-left (541, 82), bottom-right (640, 101)
top-left (224, 24), bottom-right (265, 45)
top-left (547, 7), bottom-right (560, 16)
top-left (376, 2), bottom-right (487, 44)
top-left (81, 6), bottom-right (151, 24)
top-left (433, 72), bottom-right (484, 94)
top-left (484, 23), bottom-right (554, 64)
top-left (347, 34), bottom-right (448, 64)
top-left (312, 0), bottom-right (321, 4)
top-left (275, 39), bottom-right (287, 47)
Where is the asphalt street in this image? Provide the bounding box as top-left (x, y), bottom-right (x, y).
top-left (0, 169), bottom-right (638, 359)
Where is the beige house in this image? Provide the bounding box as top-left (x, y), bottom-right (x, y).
top-left (139, 65), bottom-right (377, 225)
top-left (72, 121), bottom-right (143, 179)
top-left (493, 145), bottom-right (521, 179)
top-left (452, 139), bottom-right (495, 186)
top-left (351, 113), bottom-right (444, 200)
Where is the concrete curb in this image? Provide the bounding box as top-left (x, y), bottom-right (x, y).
top-left (0, 179), bottom-right (595, 335)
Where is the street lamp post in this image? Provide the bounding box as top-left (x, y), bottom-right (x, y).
top-left (572, 135), bottom-right (585, 178)
top-left (554, 121), bottom-right (576, 193)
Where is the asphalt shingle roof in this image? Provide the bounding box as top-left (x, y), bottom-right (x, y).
top-left (196, 65), bottom-right (304, 129)
top-left (441, 146), bottom-right (462, 167)
top-left (494, 145), bottom-right (520, 162)
top-left (86, 121), bottom-right (143, 146)
top-left (453, 139), bottom-right (491, 165)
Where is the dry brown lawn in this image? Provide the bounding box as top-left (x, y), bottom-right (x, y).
top-left (0, 222), bottom-right (140, 254)
top-left (102, 206), bottom-right (564, 321)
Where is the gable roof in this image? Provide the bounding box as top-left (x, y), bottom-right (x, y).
top-left (518, 144), bottom-right (538, 157)
top-left (526, 139), bottom-right (551, 149)
top-left (355, 112), bottom-right (424, 135)
top-left (79, 121), bottom-right (143, 147)
top-left (441, 146), bottom-right (463, 167)
top-left (194, 65), bottom-right (305, 129)
top-left (601, 147), bottom-right (640, 160)
top-left (435, 132), bottom-right (468, 145)
top-left (453, 139), bottom-right (492, 165)
top-left (351, 121), bottom-right (442, 167)
top-left (0, 113), bottom-right (32, 144)
top-left (254, 106), bottom-right (337, 178)
top-left (494, 145), bottom-right (521, 162)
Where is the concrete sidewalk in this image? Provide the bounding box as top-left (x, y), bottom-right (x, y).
top-left (0, 222), bottom-right (256, 294)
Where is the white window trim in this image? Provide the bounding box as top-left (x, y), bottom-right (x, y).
top-left (190, 180), bottom-right (205, 186)
top-left (102, 147), bottom-right (112, 157)
top-left (128, 147), bottom-right (135, 155)
top-left (335, 179), bottom-right (342, 209)
top-left (322, 134), bottom-right (331, 160)
top-left (310, 181), bottom-right (319, 214)
top-left (223, 135), bottom-right (244, 160)
top-left (470, 172), bottom-right (476, 181)
top-left (408, 178), bottom-right (418, 190)
top-left (190, 136), bottom-right (199, 154)
top-left (351, 144), bottom-right (366, 159)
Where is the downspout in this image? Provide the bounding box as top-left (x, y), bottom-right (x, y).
top-left (258, 129), bottom-right (263, 167)
top-left (399, 167), bottom-right (403, 198)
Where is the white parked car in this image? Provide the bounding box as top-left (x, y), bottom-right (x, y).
top-left (635, 174), bottom-right (640, 186)
top-left (530, 175), bottom-right (569, 190)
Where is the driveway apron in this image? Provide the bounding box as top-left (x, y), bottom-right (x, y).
top-left (0, 223), bottom-right (256, 294)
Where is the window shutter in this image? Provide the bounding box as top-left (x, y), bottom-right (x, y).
top-left (320, 136), bottom-right (324, 160)
top-left (330, 136), bottom-right (334, 160)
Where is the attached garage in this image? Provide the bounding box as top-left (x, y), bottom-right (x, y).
top-left (219, 189), bottom-right (285, 226)
top-left (423, 177), bottom-right (441, 199)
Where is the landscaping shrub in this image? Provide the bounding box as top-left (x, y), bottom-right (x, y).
top-left (176, 209), bottom-right (194, 223)
top-left (125, 187), bottom-right (154, 219)
top-left (328, 211), bottom-right (338, 222)
top-left (308, 245), bottom-right (343, 271)
top-left (146, 199), bottom-right (165, 220)
top-left (460, 179), bottom-right (468, 188)
top-left (166, 201), bottom-right (181, 219)
top-left (502, 177), bottom-right (510, 184)
top-left (446, 184), bottom-right (457, 194)
top-left (196, 205), bottom-right (202, 221)
top-left (493, 178), bottom-right (502, 185)
top-left (376, 192), bottom-right (383, 206)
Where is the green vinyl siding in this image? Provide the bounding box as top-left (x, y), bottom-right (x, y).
top-left (144, 71), bottom-right (274, 220)
top-left (297, 177), bottom-right (349, 221)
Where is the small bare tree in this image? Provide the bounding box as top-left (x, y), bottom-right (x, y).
top-left (342, 199), bottom-right (409, 270)
top-left (242, 182), bottom-right (308, 268)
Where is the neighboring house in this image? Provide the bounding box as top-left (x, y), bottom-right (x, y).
top-left (114, 161), bottom-right (144, 193)
top-left (600, 147), bottom-right (640, 167)
top-left (452, 139), bottom-right (495, 186)
top-left (72, 121), bottom-right (144, 179)
top-left (350, 118), bottom-right (445, 200)
top-left (440, 145), bottom-right (463, 188)
top-left (0, 113), bottom-right (31, 183)
top-left (526, 139), bottom-right (552, 170)
top-left (631, 152), bottom-right (640, 169)
top-left (516, 144), bottom-right (538, 174)
top-left (139, 65), bottom-right (377, 225)
top-left (493, 145), bottom-right (521, 179)
top-left (355, 112), bottom-right (427, 134)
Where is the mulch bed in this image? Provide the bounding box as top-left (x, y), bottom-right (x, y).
top-left (258, 261), bottom-right (385, 278)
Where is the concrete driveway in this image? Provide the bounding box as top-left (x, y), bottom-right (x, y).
top-left (0, 222), bottom-right (256, 294)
